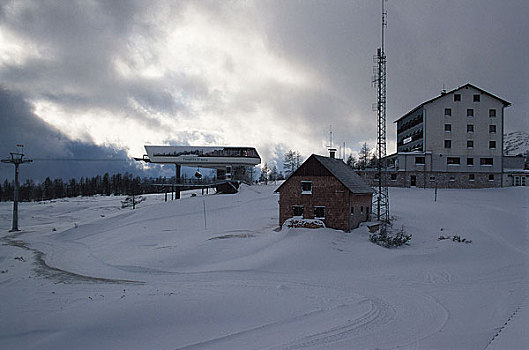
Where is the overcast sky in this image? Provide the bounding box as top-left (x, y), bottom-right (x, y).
top-left (1, 0), bottom-right (527, 180)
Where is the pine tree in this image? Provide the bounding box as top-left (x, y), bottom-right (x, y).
top-left (346, 154), bottom-right (357, 168)
top-left (260, 163), bottom-right (270, 184)
top-left (358, 143), bottom-right (371, 170)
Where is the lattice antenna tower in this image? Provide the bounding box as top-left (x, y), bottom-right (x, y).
top-left (371, 0), bottom-right (389, 222)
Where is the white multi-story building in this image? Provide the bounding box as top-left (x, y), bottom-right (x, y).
top-left (383, 83), bottom-right (511, 188)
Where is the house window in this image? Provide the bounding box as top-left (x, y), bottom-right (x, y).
top-left (391, 173), bottom-right (397, 181)
top-left (301, 181), bottom-right (312, 194)
top-left (467, 157), bottom-right (474, 166)
top-left (449, 176), bottom-right (456, 182)
top-left (415, 156), bottom-right (425, 165)
top-left (467, 140), bottom-right (474, 149)
top-left (467, 109), bottom-right (474, 117)
top-left (350, 206), bottom-right (354, 214)
top-left (488, 174), bottom-right (494, 181)
top-left (314, 206), bottom-right (325, 219)
top-left (444, 108), bottom-right (452, 117)
top-left (489, 141), bottom-right (496, 149)
top-left (473, 94), bottom-right (480, 102)
top-left (454, 94), bottom-right (461, 102)
top-left (444, 124), bottom-right (452, 132)
top-left (360, 206), bottom-right (364, 213)
top-left (292, 205), bottom-right (304, 217)
top-left (447, 157), bottom-right (460, 165)
top-left (444, 140), bottom-right (452, 149)
top-left (469, 174), bottom-right (475, 181)
top-left (430, 175), bottom-right (436, 181)
top-left (480, 158), bottom-right (493, 166)
top-left (489, 125), bottom-right (496, 133)
top-left (467, 124), bottom-right (474, 133)
top-left (489, 109), bottom-right (496, 117)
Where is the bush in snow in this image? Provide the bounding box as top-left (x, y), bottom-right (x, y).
top-left (438, 235), bottom-right (472, 244)
top-left (283, 218), bottom-right (325, 229)
top-left (121, 195), bottom-right (145, 208)
top-left (370, 225), bottom-right (412, 248)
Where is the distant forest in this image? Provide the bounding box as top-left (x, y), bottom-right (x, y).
top-left (0, 173), bottom-right (180, 202)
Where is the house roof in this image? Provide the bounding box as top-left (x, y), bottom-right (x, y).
top-left (394, 83), bottom-right (511, 124)
top-left (275, 154), bottom-right (374, 194)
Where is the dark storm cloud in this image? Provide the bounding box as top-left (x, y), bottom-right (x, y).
top-left (0, 0), bottom-right (526, 167)
top-left (256, 0), bottom-right (528, 149)
top-left (0, 0), bottom-right (195, 129)
top-left (0, 87), bottom-right (146, 182)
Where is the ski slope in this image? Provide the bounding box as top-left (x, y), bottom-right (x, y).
top-left (0, 185), bottom-right (527, 349)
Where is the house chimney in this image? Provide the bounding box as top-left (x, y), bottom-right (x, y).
top-left (328, 147), bottom-right (337, 159)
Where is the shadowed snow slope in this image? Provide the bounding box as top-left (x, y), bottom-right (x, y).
top-left (0, 185), bottom-right (527, 349)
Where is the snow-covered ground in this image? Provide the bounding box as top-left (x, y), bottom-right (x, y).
top-left (0, 185), bottom-right (527, 349)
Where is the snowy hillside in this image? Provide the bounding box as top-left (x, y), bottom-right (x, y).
top-left (1, 185), bottom-right (528, 349)
top-left (504, 131), bottom-right (529, 155)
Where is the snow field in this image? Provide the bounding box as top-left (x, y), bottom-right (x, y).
top-left (0, 184), bottom-right (527, 349)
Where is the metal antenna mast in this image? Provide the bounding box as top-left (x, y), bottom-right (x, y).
top-left (372, 0), bottom-right (389, 222)
top-left (1, 146), bottom-right (32, 231)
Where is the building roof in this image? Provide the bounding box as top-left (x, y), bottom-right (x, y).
top-left (394, 83), bottom-right (512, 124)
top-left (276, 154), bottom-right (374, 194)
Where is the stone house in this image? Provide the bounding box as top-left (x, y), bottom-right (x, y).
top-left (276, 154), bottom-right (374, 231)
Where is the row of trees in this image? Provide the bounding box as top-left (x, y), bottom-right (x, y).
top-left (259, 144), bottom-right (377, 183)
top-left (0, 173), bottom-right (172, 202)
top-left (346, 142), bottom-right (378, 170)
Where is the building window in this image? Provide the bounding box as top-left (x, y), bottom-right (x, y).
top-left (314, 206), bottom-right (325, 219)
top-left (301, 181), bottom-right (312, 194)
top-left (489, 140), bottom-right (496, 149)
top-left (488, 174), bottom-right (494, 181)
top-left (444, 124), bottom-right (452, 132)
top-left (480, 158), bottom-right (493, 166)
top-left (449, 176), bottom-right (456, 182)
top-left (467, 124), bottom-right (474, 133)
top-left (429, 175), bottom-right (436, 182)
top-left (415, 156), bottom-right (425, 165)
top-left (444, 108), bottom-right (452, 117)
top-left (467, 140), bottom-right (474, 149)
top-left (489, 109), bottom-right (496, 117)
top-left (292, 205), bottom-right (304, 217)
top-left (467, 157), bottom-right (474, 166)
top-left (469, 174), bottom-right (475, 181)
top-left (350, 206), bottom-right (354, 214)
top-left (444, 140), bottom-right (452, 148)
top-left (473, 94), bottom-right (480, 102)
top-left (360, 206), bottom-right (364, 213)
top-left (390, 173), bottom-right (397, 181)
top-left (489, 125), bottom-right (496, 133)
top-left (467, 109), bottom-right (474, 117)
top-left (454, 94), bottom-right (461, 102)
top-left (447, 157), bottom-right (460, 165)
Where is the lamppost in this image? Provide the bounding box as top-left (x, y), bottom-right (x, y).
top-left (2, 150), bottom-right (32, 231)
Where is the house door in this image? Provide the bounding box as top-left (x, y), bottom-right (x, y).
top-left (410, 175), bottom-right (416, 187)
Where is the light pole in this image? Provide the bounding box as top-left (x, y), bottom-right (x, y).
top-left (2, 151), bottom-right (32, 231)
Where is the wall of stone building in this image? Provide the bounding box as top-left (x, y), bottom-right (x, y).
top-left (349, 194), bottom-right (372, 229)
top-left (278, 175), bottom-right (372, 231)
top-left (358, 170), bottom-right (501, 188)
top-left (279, 175), bottom-right (349, 231)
